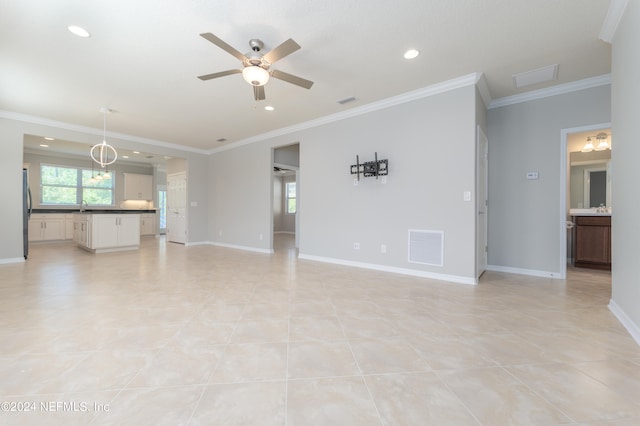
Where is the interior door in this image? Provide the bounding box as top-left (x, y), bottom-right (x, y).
top-left (476, 126), bottom-right (488, 278)
top-left (167, 172), bottom-right (187, 244)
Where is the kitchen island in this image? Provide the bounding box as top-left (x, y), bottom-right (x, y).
top-left (73, 212), bottom-right (141, 253)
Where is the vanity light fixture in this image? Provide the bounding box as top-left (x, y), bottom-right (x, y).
top-left (594, 132), bottom-right (610, 151)
top-left (581, 137), bottom-right (595, 153)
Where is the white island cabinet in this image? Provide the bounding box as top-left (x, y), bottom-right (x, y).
top-left (73, 213), bottom-right (140, 253)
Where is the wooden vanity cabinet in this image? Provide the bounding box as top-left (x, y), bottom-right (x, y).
top-left (573, 215), bottom-right (611, 270)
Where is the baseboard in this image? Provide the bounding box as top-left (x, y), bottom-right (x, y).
top-left (0, 257), bottom-right (26, 265)
top-left (486, 264), bottom-right (561, 279)
top-left (609, 299), bottom-right (640, 346)
top-left (298, 253), bottom-right (477, 285)
top-left (208, 241), bottom-right (274, 254)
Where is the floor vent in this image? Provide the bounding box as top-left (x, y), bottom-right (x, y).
top-left (408, 230), bottom-right (444, 266)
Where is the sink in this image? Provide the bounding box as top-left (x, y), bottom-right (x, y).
top-left (570, 208), bottom-right (611, 216)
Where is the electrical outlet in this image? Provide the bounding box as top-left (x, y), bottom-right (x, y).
top-left (353, 178), bottom-right (359, 186)
top-left (353, 242), bottom-right (360, 250)
top-left (219, 230), bottom-right (222, 237)
top-left (259, 234), bottom-right (263, 241)
top-left (380, 244), bottom-right (387, 254)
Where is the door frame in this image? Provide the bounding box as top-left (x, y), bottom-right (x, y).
top-left (476, 125), bottom-right (488, 279)
top-left (559, 122), bottom-right (611, 279)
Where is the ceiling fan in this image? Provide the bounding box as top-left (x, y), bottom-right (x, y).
top-left (197, 33), bottom-right (314, 101)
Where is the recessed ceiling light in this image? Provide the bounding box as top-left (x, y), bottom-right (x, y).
top-left (133, 151), bottom-right (140, 154)
top-left (122, 155), bottom-right (129, 159)
top-left (39, 144), bottom-right (49, 148)
top-left (404, 49), bottom-right (419, 59)
top-left (44, 137), bottom-right (55, 141)
top-left (264, 106), bottom-right (275, 111)
top-left (67, 25), bottom-right (91, 38)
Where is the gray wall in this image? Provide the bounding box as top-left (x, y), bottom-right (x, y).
top-left (487, 85), bottom-right (611, 274)
top-left (611, 1), bottom-right (640, 339)
top-left (0, 118), bottom-right (26, 262)
top-left (209, 84), bottom-right (479, 281)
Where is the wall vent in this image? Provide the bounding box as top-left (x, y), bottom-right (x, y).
top-left (408, 230), bottom-right (444, 266)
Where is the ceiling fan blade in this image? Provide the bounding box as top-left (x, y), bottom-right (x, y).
top-left (263, 39), bottom-right (301, 64)
top-left (270, 69), bottom-right (314, 89)
top-left (197, 69), bottom-right (242, 81)
top-left (200, 33), bottom-right (246, 61)
top-left (253, 85), bottom-right (266, 101)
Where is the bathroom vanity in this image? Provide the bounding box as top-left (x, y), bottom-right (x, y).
top-left (571, 210), bottom-right (611, 270)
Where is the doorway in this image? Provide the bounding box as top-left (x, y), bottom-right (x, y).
top-left (560, 123), bottom-right (612, 277)
top-left (272, 143), bottom-right (300, 252)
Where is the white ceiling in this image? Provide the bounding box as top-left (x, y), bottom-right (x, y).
top-left (1, 0), bottom-right (613, 153)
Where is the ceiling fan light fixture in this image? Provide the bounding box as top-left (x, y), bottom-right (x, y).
top-left (242, 66), bottom-right (270, 86)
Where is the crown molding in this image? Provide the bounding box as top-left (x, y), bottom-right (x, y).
top-left (475, 73), bottom-right (492, 108)
top-left (0, 109), bottom-right (209, 155)
top-left (208, 73), bottom-right (481, 154)
top-left (599, 0), bottom-right (629, 43)
top-left (488, 74), bottom-right (611, 109)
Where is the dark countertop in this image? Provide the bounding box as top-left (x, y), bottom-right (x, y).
top-left (33, 209), bottom-right (157, 214)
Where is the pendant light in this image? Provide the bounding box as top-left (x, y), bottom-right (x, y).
top-left (91, 107), bottom-right (118, 168)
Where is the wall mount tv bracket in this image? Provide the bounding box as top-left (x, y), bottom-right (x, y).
top-left (350, 152), bottom-right (388, 180)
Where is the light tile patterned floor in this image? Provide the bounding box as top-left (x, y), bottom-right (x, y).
top-left (1, 235), bottom-right (639, 425)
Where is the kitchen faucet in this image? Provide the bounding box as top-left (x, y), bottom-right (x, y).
top-left (80, 200), bottom-right (88, 212)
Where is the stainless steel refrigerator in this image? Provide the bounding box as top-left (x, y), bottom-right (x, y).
top-left (23, 168), bottom-right (31, 259)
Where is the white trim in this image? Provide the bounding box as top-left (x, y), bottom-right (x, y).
top-left (599, 0), bottom-right (629, 43)
top-left (486, 264), bottom-right (561, 279)
top-left (209, 73), bottom-right (481, 154)
top-left (609, 299), bottom-right (640, 346)
top-left (488, 75), bottom-right (611, 109)
top-left (0, 109), bottom-right (209, 155)
top-left (298, 253), bottom-right (477, 285)
top-left (184, 241), bottom-right (210, 247)
top-left (0, 257), bottom-right (26, 265)
top-left (208, 241), bottom-right (274, 254)
top-left (475, 73), bottom-right (492, 108)
top-left (274, 231), bottom-right (295, 235)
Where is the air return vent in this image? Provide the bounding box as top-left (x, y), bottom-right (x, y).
top-left (408, 230), bottom-right (444, 266)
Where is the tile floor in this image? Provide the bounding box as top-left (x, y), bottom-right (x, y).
top-left (1, 235), bottom-right (639, 425)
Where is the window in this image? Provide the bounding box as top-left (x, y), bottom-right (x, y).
top-left (286, 181), bottom-right (296, 214)
top-left (41, 164), bottom-right (114, 206)
top-left (158, 189), bottom-right (167, 230)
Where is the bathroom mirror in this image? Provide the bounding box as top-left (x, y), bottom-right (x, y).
top-left (569, 150), bottom-right (611, 209)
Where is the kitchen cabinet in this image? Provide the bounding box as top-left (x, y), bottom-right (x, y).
top-left (73, 214), bottom-right (89, 247)
top-left (573, 215), bottom-right (611, 270)
top-left (124, 173), bottom-right (153, 200)
top-left (73, 213), bottom-right (140, 253)
top-left (28, 214), bottom-right (66, 241)
top-left (65, 214), bottom-right (74, 239)
top-left (140, 213), bottom-right (156, 236)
